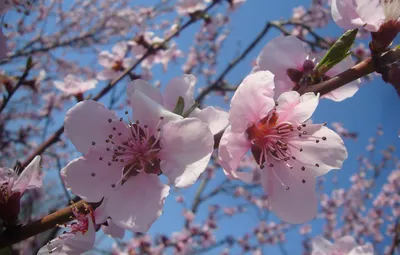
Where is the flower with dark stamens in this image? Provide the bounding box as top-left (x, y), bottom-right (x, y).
top-left (37, 206), bottom-right (96, 255)
top-left (61, 89), bottom-right (214, 232)
top-left (218, 71), bottom-right (348, 224)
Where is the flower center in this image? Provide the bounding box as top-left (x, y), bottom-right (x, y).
top-left (112, 60), bottom-right (124, 72)
top-left (286, 59), bottom-right (330, 89)
top-left (246, 109), bottom-right (328, 190)
top-left (91, 115), bottom-right (164, 187)
top-left (113, 121), bottom-right (163, 183)
top-left (246, 111), bottom-right (297, 168)
top-left (0, 182), bottom-right (12, 204)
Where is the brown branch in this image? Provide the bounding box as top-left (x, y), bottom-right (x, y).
top-left (298, 48), bottom-right (400, 96)
top-left (0, 59), bottom-right (34, 114)
top-left (196, 22), bottom-right (273, 103)
top-left (0, 200), bottom-right (101, 249)
top-left (19, 2), bottom-right (219, 169)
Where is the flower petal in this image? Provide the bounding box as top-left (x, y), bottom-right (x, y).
top-left (356, 0), bottom-right (385, 32)
top-left (163, 74), bottom-right (196, 112)
top-left (112, 41), bottom-right (128, 59)
top-left (348, 244), bottom-right (374, 255)
top-left (64, 100), bottom-right (127, 155)
top-left (98, 51), bottom-right (115, 68)
top-left (38, 220), bottom-right (96, 255)
top-left (102, 219), bottom-right (125, 239)
top-left (127, 79), bottom-right (163, 105)
top-left (324, 55), bottom-right (361, 102)
top-left (276, 91), bottom-right (319, 123)
top-left (218, 126), bottom-right (253, 183)
top-left (331, 0), bottom-right (365, 30)
top-left (230, 71), bottom-right (275, 133)
top-left (130, 89), bottom-right (182, 134)
top-left (190, 107), bottom-right (229, 135)
top-left (61, 150), bottom-right (121, 202)
top-left (334, 236), bottom-right (358, 253)
top-left (0, 168), bottom-right (17, 183)
top-left (290, 124), bottom-right (348, 177)
top-left (311, 236), bottom-right (334, 255)
top-left (13, 156), bottom-right (42, 193)
top-left (256, 36), bottom-right (307, 98)
top-left (106, 173), bottom-right (170, 232)
top-left (159, 118), bottom-right (214, 188)
top-left (262, 166), bottom-right (318, 224)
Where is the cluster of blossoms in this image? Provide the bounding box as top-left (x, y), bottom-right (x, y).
top-left (2, 0), bottom-right (400, 254)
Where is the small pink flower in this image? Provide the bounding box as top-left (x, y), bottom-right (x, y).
top-left (311, 236), bottom-right (374, 255)
top-left (254, 36), bottom-right (360, 102)
top-left (331, 0), bottom-right (400, 32)
top-left (61, 88), bottom-right (214, 232)
top-left (97, 41), bottom-right (134, 80)
top-left (54, 74), bottom-right (97, 96)
top-left (37, 207), bottom-right (96, 255)
top-left (0, 156), bottom-right (42, 223)
top-left (218, 71), bottom-right (348, 224)
top-left (127, 75), bottom-right (229, 135)
top-left (176, 0), bottom-right (206, 15)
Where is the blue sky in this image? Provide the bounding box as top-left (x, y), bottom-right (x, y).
top-left (4, 0), bottom-right (399, 254)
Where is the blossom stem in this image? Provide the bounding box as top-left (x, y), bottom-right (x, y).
top-left (0, 200), bottom-right (101, 249)
top-left (298, 48), bottom-right (400, 96)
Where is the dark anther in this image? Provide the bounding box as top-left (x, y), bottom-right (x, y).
top-left (301, 166), bottom-right (305, 171)
top-left (92, 141), bottom-right (96, 145)
top-left (322, 136), bottom-right (327, 140)
top-left (316, 140), bottom-right (320, 143)
top-left (302, 179), bottom-right (306, 183)
top-left (91, 173), bottom-right (96, 177)
top-left (315, 164), bottom-right (320, 167)
top-left (108, 118), bottom-right (112, 123)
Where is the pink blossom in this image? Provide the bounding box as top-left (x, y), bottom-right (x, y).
top-left (54, 74), bottom-right (97, 96)
top-left (254, 36), bottom-right (361, 102)
top-left (127, 75), bottom-right (229, 135)
top-left (311, 236), bottom-right (374, 255)
top-left (37, 207), bottom-right (96, 255)
top-left (128, 32), bottom-right (172, 69)
top-left (218, 71), bottom-right (348, 224)
top-left (61, 88), bottom-right (214, 232)
top-left (0, 156), bottom-right (42, 223)
top-left (331, 0), bottom-right (400, 32)
top-left (176, 0), bottom-right (206, 15)
top-left (97, 41), bottom-right (134, 80)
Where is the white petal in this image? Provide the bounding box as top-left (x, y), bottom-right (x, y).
top-left (106, 173), bottom-right (170, 232)
top-left (276, 91), bottom-right (319, 123)
top-left (127, 79), bottom-right (163, 105)
top-left (163, 74), bottom-right (196, 112)
top-left (230, 71), bottom-right (275, 133)
top-left (14, 156), bottom-right (42, 193)
top-left (159, 118), bottom-right (214, 188)
top-left (64, 100), bottom-right (127, 155)
top-left (218, 126), bottom-right (253, 183)
top-left (190, 107), bottom-right (229, 135)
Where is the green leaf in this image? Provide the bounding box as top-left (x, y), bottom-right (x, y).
top-left (182, 102), bottom-right (200, 118)
top-left (315, 28), bottom-right (358, 75)
top-left (396, 44), bottom-right (400, 49)
top-left (172, 96), bottom-right (185, 115)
